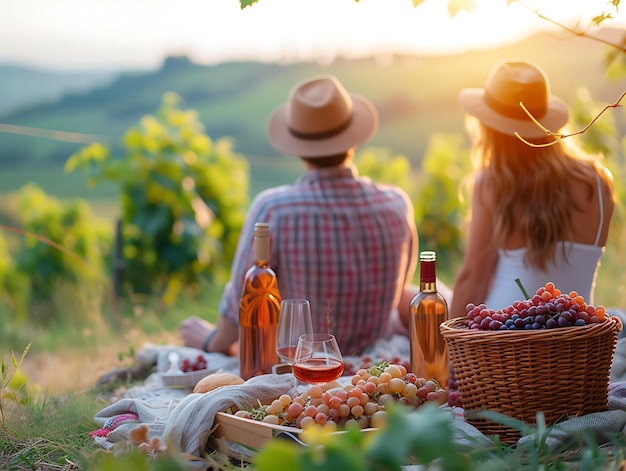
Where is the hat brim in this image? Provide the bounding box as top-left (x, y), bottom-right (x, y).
top-left (458, 88), bottom-right (570, 139)
top-left (268, 93), bottom-right (379, 158)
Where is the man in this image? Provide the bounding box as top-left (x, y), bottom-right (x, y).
top-left (181, 75), bottom-right (418, 356)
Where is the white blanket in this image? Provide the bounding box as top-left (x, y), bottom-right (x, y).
top-left (91, 335), bottom-right (626, 457)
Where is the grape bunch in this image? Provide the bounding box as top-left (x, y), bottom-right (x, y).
top-left (180, 355), bottom-right (208, 372)
top-left (354, 355), bottom-right (411, 376)
top-left (233, 362), bottom-right (449, 430)
top-left (466, 282), bottom-right (608, 331)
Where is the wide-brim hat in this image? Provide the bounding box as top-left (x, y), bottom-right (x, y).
top-left (458, 59), bottom-right (569, 139)
top-left (268, 75), bottom-right (379, 157)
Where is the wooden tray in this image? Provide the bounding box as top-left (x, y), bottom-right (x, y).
top-left (212, 412), bottom-right (304, 450)
top-left (212, 411), bottom-right (379, 451)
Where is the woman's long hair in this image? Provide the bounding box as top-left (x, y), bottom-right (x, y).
top-left (466, 116), bottom-right (614, 270)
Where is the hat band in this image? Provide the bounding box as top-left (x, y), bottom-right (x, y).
top-left (288, 115), bottom-right (353, 141)
top-left (484, 91), bottom-right (547, 120)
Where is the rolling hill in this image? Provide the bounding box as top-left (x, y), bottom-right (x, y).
top-left (0, 63), bottom-right (117, 115)
top-left (0, 29), bottom-right (623, 200)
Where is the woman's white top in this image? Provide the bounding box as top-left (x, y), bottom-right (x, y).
top-left (483, 174), bottom-right (605, 309)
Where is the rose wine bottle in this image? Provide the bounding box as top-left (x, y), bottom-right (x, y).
top-left (238, 222), bottom-right (282, 380)
top-left (409, 251), bottom-right (449, 387)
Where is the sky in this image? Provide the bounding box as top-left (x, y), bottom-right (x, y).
top-left (1, 0), bottom-right (625, 72)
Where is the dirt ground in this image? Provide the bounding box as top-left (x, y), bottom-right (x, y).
top-left (17, 330), bottom-right (181, 395)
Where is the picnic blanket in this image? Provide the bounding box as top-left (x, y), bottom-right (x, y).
top-left (90, 333), bottom-right (626, 460)
top-left (90, 336), bottom-right (413, 453)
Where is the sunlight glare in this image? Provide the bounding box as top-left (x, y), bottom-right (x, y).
top-left (0, 0), bottom-right (624, 70)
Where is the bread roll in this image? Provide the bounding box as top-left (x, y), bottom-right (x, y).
top-left (193, 372), bottom-right (244, 393)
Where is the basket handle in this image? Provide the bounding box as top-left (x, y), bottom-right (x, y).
top-left (608, 312), bottom-right (624, 333)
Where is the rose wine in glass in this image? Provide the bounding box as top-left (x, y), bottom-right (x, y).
top-left (292, 333), bottom-right (344, 385)
top-left (276, 299), bottom-right (313, 365)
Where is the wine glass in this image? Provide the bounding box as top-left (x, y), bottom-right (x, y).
top-left (276, 299), bottom-right (313, 365)
top-left (292, 333), bottom-right (344, 385)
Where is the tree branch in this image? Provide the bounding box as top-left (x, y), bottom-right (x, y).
top-left (513, 0), bottom-right (626, 54)
top-left (514, 89), bottom-right (626, 147)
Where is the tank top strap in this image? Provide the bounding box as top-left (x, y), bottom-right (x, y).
top-left (594, 172), bottom-right (604, 247)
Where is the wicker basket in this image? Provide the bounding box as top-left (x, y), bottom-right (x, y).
top-left (440, 315), bottom-right (620, 442)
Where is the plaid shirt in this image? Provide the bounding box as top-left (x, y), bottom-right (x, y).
top-left (219, 164), bottom-right (417, 355)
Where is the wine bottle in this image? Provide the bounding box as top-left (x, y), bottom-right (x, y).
top-left (409, 250), bottom-right (449, 387)
top-left (238, 222), bottom-right (282, 380)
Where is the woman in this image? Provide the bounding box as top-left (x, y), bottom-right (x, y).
top-left (449, 59), bottom-right (616, 317)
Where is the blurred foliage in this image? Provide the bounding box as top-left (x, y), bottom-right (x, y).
top-left (0, 231), bottom-right (11, 305)
top-left (355, 137), bottom-right (470, 283)
top-left (1, 184), bottom-right (110, 324)
top-left (66, 92), bottom-right (249, 305)
top-left (412, 133), bottom-right (471, 279)
top-left (570, 88), bottom-right (626, 235)
top-left (252, 401), bottom-right (623, 470)
top-left (355, 147), bottom-right (414, 192)
top-left (254, 403), bottom-right (469, 471)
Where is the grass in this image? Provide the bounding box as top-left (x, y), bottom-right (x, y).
top-left (0, 255), bottom-right (622, 468)
top-left (1, 266), bottom-right (626, 470)
top-left (4, 340), bottom-right (626, 471)
top-left (0, 389), bottom-right (99, 470)
top-left (3, 280), bottom-right (224, 395)
top-left (0, 282), bottom-right (228, 471)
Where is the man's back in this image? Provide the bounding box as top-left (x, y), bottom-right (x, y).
top-left (183, 75), bottom-right (418, 357)
top-left (220, 165), bottom-right (417, 355)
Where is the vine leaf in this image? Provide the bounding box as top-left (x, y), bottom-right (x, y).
top-left (512, 0), bottom-right (625, 53)
top-left (240, 0), bottom-right (258, 9)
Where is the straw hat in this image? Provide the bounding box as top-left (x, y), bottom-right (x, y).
top-left (459, 59), bottom-right (569, 139)
top-left (268, 75), bottom-right (379, 157)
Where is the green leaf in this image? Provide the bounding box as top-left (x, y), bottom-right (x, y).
top-left (131, 205), bottom-right (171, 236)
top-left (152, 455), bottom-right (189, 471)
top-left (366, 403), bottom-right (454, 467)
top-left (591, 13), bottom-right (613, 26)
top-left (365, 405), bottom-right (415, 468)
top-left (301, 444), bottom-right (366, 471)
top-left (99, 450), bottom-right (149, 471)
top-left (403, 405), bottom-right (455, 463)
top-left (254, 440), bottom-right (300, 471)
top-left (240, 0), bottom-right (259, 9)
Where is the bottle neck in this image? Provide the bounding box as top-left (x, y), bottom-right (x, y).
top-left (419, 260), bottom-right (437, 293)
top-left (254, 259), bottom-right (270, 268)
top-left (254, 235), bottom-right (270, 265)
top-left (420, 280), bottom-right (438, 293)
